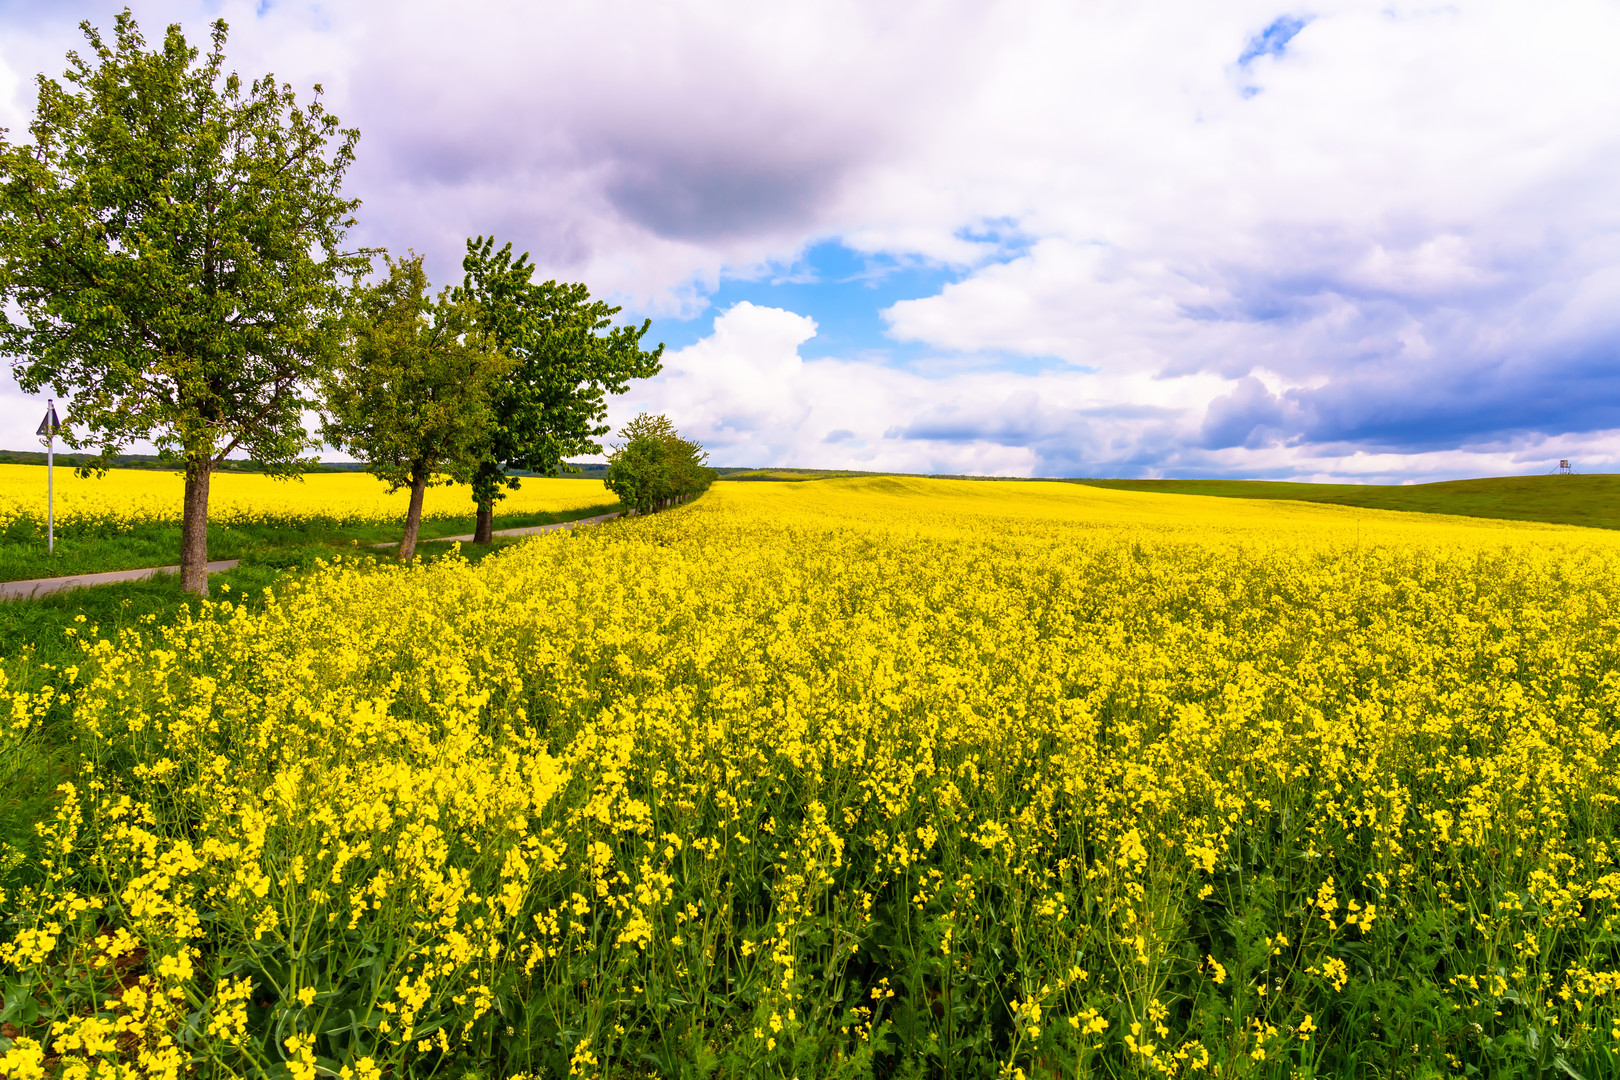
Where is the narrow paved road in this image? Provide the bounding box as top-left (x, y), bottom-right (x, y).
top-left (0, 560), bottom-right (241, 601)
top-left (397, 509), bottom-right (625, 545)
top-left (447, 508), bottom-right (628, 540)
top-left (1, 510), bottom-right (628, 600)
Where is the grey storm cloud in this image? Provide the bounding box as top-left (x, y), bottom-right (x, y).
top-left (1191, 318), bottom-right (1620, 456)
top-left (326, 0), bottom-right (993, 288)
top-left (601, 150), bottom-right (841, 242)
top-left (1200, 376), bottom-right (1295, 450)
top-left (1291, 350), bottom-right (1620, 451)
top-left (359, 77), bottom-right (870, 245)
top-left (891, 400), bottom-right (1186, 447)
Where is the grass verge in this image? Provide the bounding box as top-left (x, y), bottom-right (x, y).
top-left (0, 501), bottom-right (619, 582)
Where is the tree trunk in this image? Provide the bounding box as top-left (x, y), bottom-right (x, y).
top-left (398, 466), bottom-right (429, 561)
top-left (180, 456), bottom-right (213, 596)
top-left (471, 460), bottom-right (501, 545)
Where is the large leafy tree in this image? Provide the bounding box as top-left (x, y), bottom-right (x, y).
top-left (0, 12), bottom-right (365, 593)
top-left (323, 254), bottom-right (510, 561)
top-left (458, 236), bottom-right (664, 542)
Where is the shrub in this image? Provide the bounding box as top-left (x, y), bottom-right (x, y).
top-left (603, 413), bottom-right (714, 514)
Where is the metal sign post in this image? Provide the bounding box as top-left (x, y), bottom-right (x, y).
top-left (36, 400), bottom-right (60, 555)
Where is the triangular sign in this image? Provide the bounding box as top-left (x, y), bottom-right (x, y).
top-left (35, 403), bottom-right (59, 438)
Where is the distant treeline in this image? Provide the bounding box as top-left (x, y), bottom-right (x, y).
top-left (0, 450), bottom-right (335, 473)
top-left (0, 450), bottom-right (773, 479)
top-left (0, 451), bottom-right (614, 478)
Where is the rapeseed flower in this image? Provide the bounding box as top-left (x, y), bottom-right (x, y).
top-left (4, 477), bottom-right (1620, 1075)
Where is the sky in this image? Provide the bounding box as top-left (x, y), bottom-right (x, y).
top-left (2, 0), bottom-right (1620, 481)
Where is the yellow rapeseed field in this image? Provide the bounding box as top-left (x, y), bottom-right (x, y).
top-left (0, 464), bottom-right (613, 532)
top-left (5, 477), bottom-right (1620, 1077)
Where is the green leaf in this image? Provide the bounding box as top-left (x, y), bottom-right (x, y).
top-left (1554, 1057), bottom-right (1586, 1080)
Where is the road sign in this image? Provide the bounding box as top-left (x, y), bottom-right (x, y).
top-left (38, 400), bottom-right (59, 555)
top-left (36, 402), bottom-right (59, 439)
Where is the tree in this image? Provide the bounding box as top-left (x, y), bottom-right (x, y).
top-left (0, 12), bottom-right (366, 594)
top-left (322, 254), bottom-right (509, 561)
top-left (458, 237), bottom-right (664, 543)
top-left (602, 432), bottom-right (670, 515)
top-left (604, 412), bottom-right (715, 514)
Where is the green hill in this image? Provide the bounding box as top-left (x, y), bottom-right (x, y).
top-left (1073, 474), bottom-right (1620, 531)
top-left (719, 467), bottom-right (889, 482)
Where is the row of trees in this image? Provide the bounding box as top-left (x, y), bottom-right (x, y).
top-left (0, 13), bottom-right (666, 590)
top-left (322, 245), bottom-right (662, 560)
top-left (603, 412), bottom-right (716, 514)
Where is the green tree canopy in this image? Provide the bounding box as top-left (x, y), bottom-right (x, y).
top-left (458, 236), bottom-right (664, 543)
top-left (0, 11), bottom-right (366, 593)
top-left (322, 253), bottom-right (510, 561)
top-left (604, 412), bottom-right (714, 515)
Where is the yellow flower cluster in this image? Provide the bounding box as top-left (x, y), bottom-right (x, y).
top-left (6, 477), bottom-right (1620, 1076)
top-left (0, 464), bottom-right (613, 532)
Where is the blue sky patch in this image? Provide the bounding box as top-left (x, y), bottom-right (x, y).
top-left (645, 239), bottom-right (1084, 381)
top-left (1239, 15), bottom-right (1311, 66)
top-left (647, 241), bottom-right (960, 362)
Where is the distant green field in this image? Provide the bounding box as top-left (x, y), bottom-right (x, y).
top-left (725, 468), bottom-right (1620, 530)
top-left (720, 467), bottom-right (887, 482)
top-left (1074, 473), bottom-right (1620, 531)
